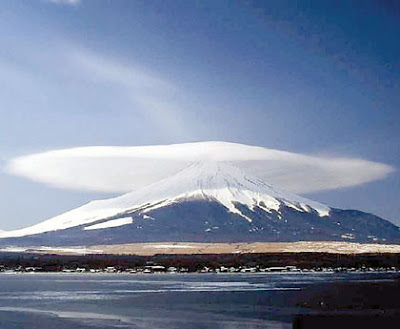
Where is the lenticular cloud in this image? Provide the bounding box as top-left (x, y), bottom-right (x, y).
top-left (6, 141), bottom-right (394, 194)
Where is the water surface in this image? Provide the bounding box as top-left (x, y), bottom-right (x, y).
top-left (0, 272), bottom-right (397, 328)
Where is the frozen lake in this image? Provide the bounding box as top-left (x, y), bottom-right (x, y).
top-left (0, 272), bottom-right (398, 328)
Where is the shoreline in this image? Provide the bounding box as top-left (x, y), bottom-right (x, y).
top-left (1, 270), bottom-right (399, 275)
top-left (2, 241), bottom-right (400, 256)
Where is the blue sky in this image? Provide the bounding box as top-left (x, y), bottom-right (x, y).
top-left (0, 0), bottom-right (399, 229)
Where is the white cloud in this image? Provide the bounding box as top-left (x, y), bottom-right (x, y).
top-left (67, 48), bottom-right (188, 137)
top-left (0, 42), bottom-right (190, 139)
top-left (49, 0), bottom-right (81, 5)
top-left (6, 141), bottom-right (395, 194)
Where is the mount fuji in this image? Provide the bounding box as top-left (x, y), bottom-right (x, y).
top-left (1, 160), bottom-right (399, 247)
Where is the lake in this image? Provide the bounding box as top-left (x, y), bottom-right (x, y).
top-left (0, 272), bottom-right (398, 328)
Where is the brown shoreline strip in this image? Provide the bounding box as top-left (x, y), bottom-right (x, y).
top-left (3, 241), bottom-right (400, 256)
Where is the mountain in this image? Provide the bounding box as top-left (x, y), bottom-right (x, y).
top-left (1, 161), bottom-right (399, 246)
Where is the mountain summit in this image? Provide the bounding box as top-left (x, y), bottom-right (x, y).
top-left (1, 161), bottom-right (399, 246)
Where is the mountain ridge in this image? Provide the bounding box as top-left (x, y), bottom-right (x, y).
top-left (0, 161), bottom-right (330, 238)
top-left (1, 161), bottom-right (399, 245)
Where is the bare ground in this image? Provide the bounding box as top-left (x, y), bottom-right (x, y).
top-left (87, 241), bottom-right (400, 255)
top-left (3, 241), bottom-right (400, 255)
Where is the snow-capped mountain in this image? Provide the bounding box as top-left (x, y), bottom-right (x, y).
top-left (1, 161), bottom-right (399, 246)
top-left (1, 162), bottom-right (329, 237)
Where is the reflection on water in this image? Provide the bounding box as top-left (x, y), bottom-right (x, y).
top-left (0, 272), bottom-right (397, 328)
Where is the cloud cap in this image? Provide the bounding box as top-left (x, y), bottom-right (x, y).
top-left (6, 141), bottom-right (395, 194)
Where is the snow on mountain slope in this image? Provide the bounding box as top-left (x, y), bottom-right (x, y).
top-left (83, 217), bottom-right (133, 231)
top-left (0, 162), bottom-right (330, 238)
